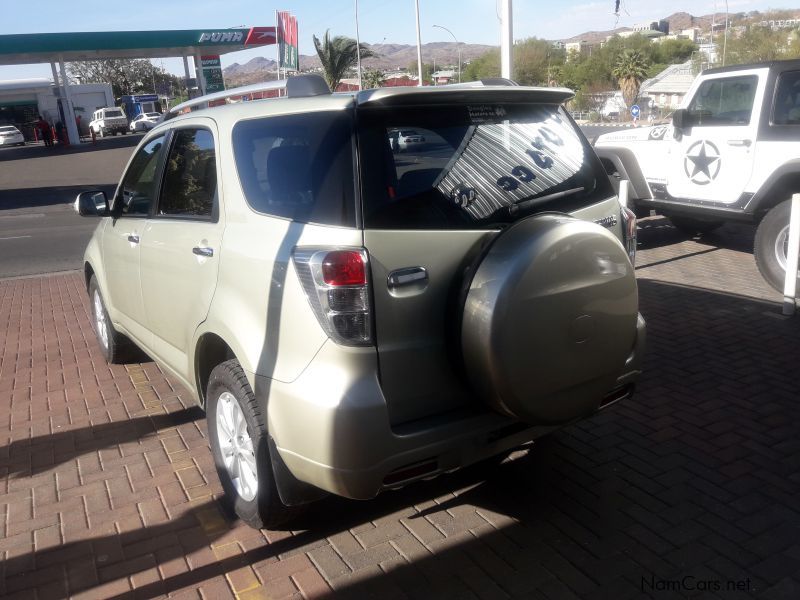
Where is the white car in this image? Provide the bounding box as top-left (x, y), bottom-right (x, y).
top-left (129, 112), bottom-right (162, 132)
top-left (0, 125), bottom-right (25, 146)
top-left (397, 129), bottom-right (426, 151)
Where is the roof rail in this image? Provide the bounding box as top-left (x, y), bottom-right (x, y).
top-left (167, 74), bottom-right (331, 117)
top-left (444, 77), bottom-right (519, 88)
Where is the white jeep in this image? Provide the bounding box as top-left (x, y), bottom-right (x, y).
top-left (89, 107), bottom-right (129, 137)
top-left (595, 59), bottom-right (800, 292)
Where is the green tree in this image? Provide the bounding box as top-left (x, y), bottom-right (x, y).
top-left (313, 30), bottom-right (375, 91)
top-left (612, 49), bottom-right (649, 111)
top-left (67, 59), bottom-right (181, 98)
top-left (406, 61), bottom-right (434, 84)
top-left (726, 25), bottom-right (798, 64)
top-left (462, 38), bottom-right (560, 86)
top-left (362, 68), bottom-right (384, 89)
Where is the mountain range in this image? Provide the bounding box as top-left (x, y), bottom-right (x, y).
top-left (222, 10), bottom-right (797, 86)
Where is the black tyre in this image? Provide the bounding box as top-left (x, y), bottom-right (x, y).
top-left (755, 200), bottom-right (798, 293)
top-left (88, 275), bottom-right (135, 363)
top-left (206, 359), bottom-right (295, 529)
top-left (98, 128), bottom-right (105, 138)
top-left (669, 216), bottom-right (724, 235)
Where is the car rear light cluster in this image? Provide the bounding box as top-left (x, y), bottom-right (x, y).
top-left (620, 206), bottom-right (637, 265)
top-left (292, 248), bottom-right (373, 346)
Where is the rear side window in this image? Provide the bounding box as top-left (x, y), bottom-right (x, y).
top-left (358, 103), bottom-right (612, 230)
top-left (158, 128), bottom-right (217, 218)
top-left (232, 111), bottom-right (356, 227)
top-left (687, 75), bottom-right (758, 126)
top-left (773, 70), bottom-right (800, 125)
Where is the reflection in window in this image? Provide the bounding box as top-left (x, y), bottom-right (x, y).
top-left (687, 76), bottom-right (757, 126)
top-left (159, 129), bottom-right (217, 218)
top-left (117, 136), bottom-right (165, 216)
top-left (773, 70), bottom-right (800, 125)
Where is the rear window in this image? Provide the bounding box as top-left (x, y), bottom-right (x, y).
top-left (105, 109), bottom-right (124, 118)
top-left (232, 111), bottom-right (356, 227)
top-left (358, 103), bottom-right (612, 230)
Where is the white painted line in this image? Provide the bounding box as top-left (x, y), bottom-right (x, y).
top-left (0, 213), bottom-right (46, 220)
top-left (0, 236), bottom-right (32, 240)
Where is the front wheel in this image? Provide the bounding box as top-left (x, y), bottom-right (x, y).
top-left (88, 276), bottom-right (135, 363)
top-left (669, 216), bottom-right (724, 235)
top-left (754, 199), bottom-right (799, 293)
top-left (206, 359), bottom-right (296, 529)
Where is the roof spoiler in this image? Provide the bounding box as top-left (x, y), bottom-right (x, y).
top-left (166, 74), bottom-right (331, 118)
top-left (444, 78), bottom-right (520, 88)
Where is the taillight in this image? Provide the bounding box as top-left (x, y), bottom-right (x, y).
top-left (620, 206), bottom-right (637, 265)
top-left (292, 248), bottom-right (372, 346)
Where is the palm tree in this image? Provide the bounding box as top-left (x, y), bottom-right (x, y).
top-left (362, 68), bottom-right (384, 89)
top-left (312, 30), bottom-right (375, 91)
top-left (612, 49), bottom-right (649, 112)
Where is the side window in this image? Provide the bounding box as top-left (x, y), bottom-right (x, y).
top-left (232, 112), bottom-right (356, 227)
top-left (687, 75), bottom-right (758, 126)
top-left (773, 70), bottom-right (800, 125)
top-left (115, 135), bottom-right (165, 216)
top-left (158, 128), bottom-right (217, 218)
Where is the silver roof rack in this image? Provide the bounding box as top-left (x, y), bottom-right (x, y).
top-left (167, 74), bottom-right (331, 117)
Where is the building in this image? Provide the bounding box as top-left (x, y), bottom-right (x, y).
top-left (565, 41), bottom-right (597, 60)
top-left (639, 61), bottom-right (697, 113)
top-left (0, 78), bottom-right (114, 140)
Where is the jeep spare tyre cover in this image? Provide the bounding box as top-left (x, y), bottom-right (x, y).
top-left (462, 213), bottom-right (638, 424)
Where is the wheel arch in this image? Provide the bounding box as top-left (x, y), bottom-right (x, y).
top-left (194, 332), bottom-right (237, 408)
top-left (749, 162), bottom-right (800, 218)
top-left (594, 146), bottom-right (651, 201)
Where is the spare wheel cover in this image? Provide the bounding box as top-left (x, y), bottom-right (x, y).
top-left (461, 213), bottom-right (638, 424)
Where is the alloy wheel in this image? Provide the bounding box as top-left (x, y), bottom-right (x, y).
top-left (215, 392), bottom-right (258, 501)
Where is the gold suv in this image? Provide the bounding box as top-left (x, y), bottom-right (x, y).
top-left (77, 75), bottom-right (646, 529)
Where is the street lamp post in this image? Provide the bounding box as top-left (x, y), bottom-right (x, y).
top-left (355, 0), bottom-right (363, 90)
top-left (722, 0), bottom-right (729, 67)
top-left (432, 24), bottom-right (461, 83)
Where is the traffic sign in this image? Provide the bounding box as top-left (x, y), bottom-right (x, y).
top-left (631, 104), bottom-right (641, 118)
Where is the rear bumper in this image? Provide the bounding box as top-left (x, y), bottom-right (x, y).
top-left (260, 312), bottom-right (646, 501)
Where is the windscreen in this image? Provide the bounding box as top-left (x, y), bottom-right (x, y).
top-left (359, 103), bottom-right (613, 229)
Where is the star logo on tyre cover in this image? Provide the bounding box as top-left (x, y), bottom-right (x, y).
top-left (683, 140), bottom-right (721, 185)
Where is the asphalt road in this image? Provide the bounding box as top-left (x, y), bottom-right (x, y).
top-left (0, 135), bottom-right (140, 278)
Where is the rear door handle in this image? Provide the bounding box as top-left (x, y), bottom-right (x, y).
top-left (727, 139), bottom-right (751, 147)
top-left (388, 266), bottom-right (427, 288)
top-left (127, 234), bottom-right (139, 244)
top-left (192, 246), bottom-right (214, 257)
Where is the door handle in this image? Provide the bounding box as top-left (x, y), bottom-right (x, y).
top-left (727, 139), bottom-right (752, 147)
top-left (388, 266), bottom-right (427, 288)
top-left (192, 246), bottom-right (214, 257)
top-left (127, 234), bottom-right (139, 244)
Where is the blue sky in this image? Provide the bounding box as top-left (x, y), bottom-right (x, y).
top-left (0, 0), bottom-right (789, 80)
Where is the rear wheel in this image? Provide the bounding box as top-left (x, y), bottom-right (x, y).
top-left (754, 199), bottom-right (798, 293)
top-left (669, 216), bottom-right (724, 235)
top-left (206, 359), bottom-right (296, 529)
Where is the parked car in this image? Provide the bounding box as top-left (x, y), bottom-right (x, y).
top-left (595, 58), bottom-right (800, 292)
top-left (76, 74), bottom-right (645, 529)
top-left (129, 112), bottom-right (162, 132)
top-left (89, 107), bottom-right (128, 137)
top-left (0, 125), bottom-right (25, 146)
top-left (397, 129), bottom-right (426, 151)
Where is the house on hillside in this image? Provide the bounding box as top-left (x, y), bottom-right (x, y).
top-left (639, 61), bottom-right (697, 115)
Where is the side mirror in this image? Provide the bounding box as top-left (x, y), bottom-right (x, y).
top-left (672, 108), bottom-right (689, 130)
top-left (74, 190), bottom-right (109, 216)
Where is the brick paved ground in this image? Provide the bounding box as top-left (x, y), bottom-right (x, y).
top-left (1, 216), bottom-right (799, 599)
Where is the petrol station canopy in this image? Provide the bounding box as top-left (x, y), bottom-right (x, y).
top-left (0, 27), bottom-right (277, 65)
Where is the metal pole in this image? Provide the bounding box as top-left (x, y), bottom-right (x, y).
top-left (182, 55), bottom-right (191, 97)
top-left (194, 51), bottom-right (206, 95)
top-left (414, 0), bottom-right (423, 86)
top-left (500, 0), bottom-right (513, 80)
top-left (433, 25), bottom-right (461, 84)
top-left (722, 0), bottom-right (729, 67)
top-left (276, 10), bottom-right (281, 85)
top-left (355, 0), bottom-right (363, 90)
top-left (782, 193), bottom-right (800, 316)
top-left (58, 57), bottom-right (80, 145)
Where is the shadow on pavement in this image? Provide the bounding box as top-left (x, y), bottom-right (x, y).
top-left (1, 407), bottom-right (204, 478)
top-left (637, 216), bottom-right (757, 255)
top-left (0, 184), bottom-right (117, 211)
top-left (4, 279), bottom-right (800, 599)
